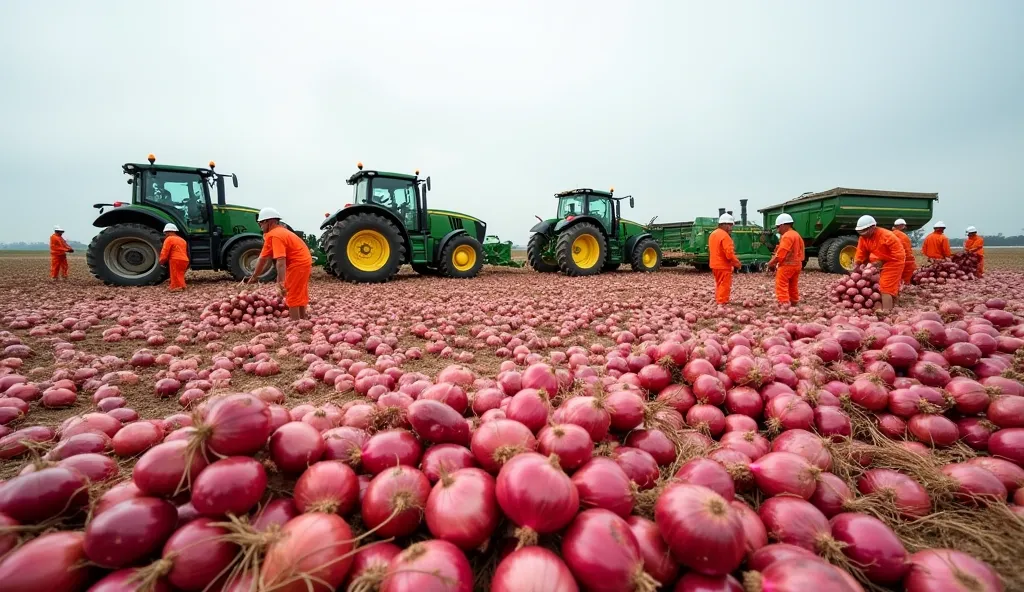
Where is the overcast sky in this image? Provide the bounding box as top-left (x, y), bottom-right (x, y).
top-left (2, 1), bottom-right (1022, 245)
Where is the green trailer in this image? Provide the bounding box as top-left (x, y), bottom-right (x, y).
top-left (646, 211), bottom-right (773, 272)
top-left (758, 188), bottom-right (938, 273)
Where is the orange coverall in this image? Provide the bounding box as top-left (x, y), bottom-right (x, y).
top-left (774, 229), bottom-right (805, 305)
top-left (261, 226), bottom-right (313, 308)
top-left (854, 228), bottom-right (906, 296)
top-left (49, 233), bottom-right (72, 279)
top-left (159, 234), bottom-right (190, 290)
top-left (892, 229), bottom-right (916, 285)
top-left (922, 232), bottom-right (951, 260)
top-left (708, 228), bottom-right (741, 304)
top-left (964, 235), bottom-right (985, 276)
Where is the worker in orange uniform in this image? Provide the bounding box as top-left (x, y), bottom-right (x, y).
top-left (964, 226), bottom-right (984, 277)
top-left (49, 225), bottom-right (74, 280)
top-left (921, 221), bottom-right (951, 262)
top-left (159, 223), bottom-right (190, 291)
top-left (708, 213), bottom-right (742, 304)
top-left (852, 215), bottom-right (906, 313)
top-left (247, 208), bottom-right (313, 320)
top-left (891, 218), bottom-right (916, 288)
top-left (766, 213), bottom-right (804, 307)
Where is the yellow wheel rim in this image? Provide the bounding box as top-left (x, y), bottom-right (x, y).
top-left (642, 247), bottom-right (657, 268)
top-left (839, 245), bottom-right (857, 271)
top-left (452, 244), bottom-right (477, 272)
top-left (571, 234), bottom-right (600, 269)
top-left (347, 230), bottom-right (390, 272)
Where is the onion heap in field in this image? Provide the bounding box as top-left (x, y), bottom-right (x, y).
top-left (913, 252), bottom-right (982, 286)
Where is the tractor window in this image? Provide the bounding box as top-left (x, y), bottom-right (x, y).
top-left (352, 179), bottom-right (369, 205)
top-left (557, 196), bottom-right (585, 219)
top-left (587, 196), bottom-right (612, 230)
top-left (142, 170), bottom-right (209, 228)
top-left (370, 177), bottom-right (419, 228)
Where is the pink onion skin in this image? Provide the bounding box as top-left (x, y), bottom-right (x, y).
top-left (93, 481), bottom-right (144, 517)
top-left (829, 512), bottom-right (908, 584)
top-left (675, 458), bottom-right (736, 501)
top-left (361, 465), bottom-right (431, 538)
top-left (748, 451), bottom-right (818, 500)
top-left (380, 539), bottom-right (473, 592)
top-left (770, 428), bottom-right (832, 470)
top-left (967, 456), bottom-right (1024, 493)
top-left (111, 421), bottom-right (163, 456)
top-left (750, 557), bottom-right (862, 592)
top-left (857, 469), bottom-right (931, 519)
top-left (251, 498), bottom-right (300, 532)
top-left (0, 466), bottom-right (89, 523)
top-left (162, 517), bottom-right (237, 591)
top-left (425, 467), bottom-right (498, 550)
top-left (261, 512), bottom-right (355, 592)
top-left (571, 457), bottom-right (634, 518)
top-left (626, 515), bottom-right (680, 585)
top-left (84, 497), bottom-right (178, 568)
top-left (361, 429), bottom-right (423, 475)
top-left (343, 542), bottom-right (402, 590)
top-left (989, 428), bottom-right (1024, 467)
top-left (407, 399), bottom-right (471, 445)
top-left (0, 531), bottom-right (89, 591)
top-left (757, 496), bottom-right (830, 552)
top-left (747, 543), bottom-right (817, 572)
top-left (269, 421), bottom-right (326, 474)
top-left (907, 414), bottom-right (960, 448)
top-left (940, 463), bottom-right (1008, 504)
top-left (613, 446), bottom-right (659, 490)
top-left (624, 429), bottom-right (676, 466)
top-left (191, 456), bottom-right (267, 517)
top-left (199, 393), bottom-right (271, 456)
top-left (133, 439), bottom-right (209, 497)
top-left (293, 460), bottom-right (360, 517)
top-left (537, 423), bottom-right (594, 471)
top-left (654, 483), bottom-right (746, 576)
top-left (809, 472), bottom-right (853, 518)
top-left (420, 443), bottom-right (478, 483)
top-left (561, 509), bottom-right (651, 592)
top-left (675, 572), bottom-right (743, 592)
top-left (903, 549), bottom-right (1003, 592)
top-left (45, 431), bottom-right (111, 461)
top-left (88, 568), bottom-right (172, 592)
top-left (496, 452), bottom-right (579, 535)
top-left (730, 499), bottom-right (768, 556)
top-left (470, 418), bottom-right (538, 474)
top-left (491, 547), bottom-right (579, 592)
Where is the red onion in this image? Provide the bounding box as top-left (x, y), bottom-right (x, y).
top-left (829, 512), bottom-right (908, 584)
top-left (45, 431), bottom-right (111, 460)
top-left (624, 429), bottom-right (676, 466)
top-left (407, 399), bottom-right (471, 445)
top-left (252, 498), bottom-right (299, 531)
top-left (379, 539), bottom-right (472, 592)
top-left (675, 457), bottom-right (735, 501)
top-left (562, 508), bottom-right (659, 591)
top-left (425, 467), bottom-right (498, 550)
top-left (161, 517), bottom-right (237, 591)
top-left (261, 513), bottom-right (355, 592)
top-left (84, 497), bottom-right (178, 568)
top-left (361, 465), bottom-right (430, 537)
top-left (903, 549), bottom-right (1002, 592)
top-left (323, 426), bottom-right (369, 465)
top-left (343, 542), bottom-right (401, 591)
top-left (0, 465), bottom-right (89, 523)
top-left (572, 456), bottom-right (634, 517)
top-left (654, 483), bottom-right (746, 576)
top-left (111, 421), bottom-right (163, 456)
top-left (0, 531), bottom-right (89, 590)
top-left (749, 451), bottom-right (818, 499)
top-left (757, 496), bottom-right (832, 552)
top-left (626, 515), bottom-right (680, 585)
top-left (420, 443), bottom-right (478, 482)
top-left (196, 393), bottom-right (271, 456)
top-left (746, 557), bottom-right (862, 591)
top-left (552, 395), bottom-right (611, 441)
top-left (471, 418), bottom-right (538, 473)
top-left (505, 388), bottom-right (552, 433)
top-left (269, 421), bottom-right (326, 473)
top-left (940, 463), bottom-right (1008, 504)
top-left (809, 472), bottom-right (853, 518)
top-left (496, 452), bottom-right (579, 540)
top-left (988, 395), bottom-right (1024, 429)
top-left (731, 499), bottom-right (768, 556)
top-left (133, 439), bottom-right (209, 497)
top-left (491, 547), bottom-right (578, 592)
top-left (857, 469), bottom-right (931, 518)
top-left (907, 413), bottom-right (959, 447)
top-left (967, 456), bottom-right (1024, 492)
top-left (675, 573), bottom-right (743, 591)
top-left (605, 390), bottom-right (645, 431)
top-left (537, 423), bottom-right (594, 470)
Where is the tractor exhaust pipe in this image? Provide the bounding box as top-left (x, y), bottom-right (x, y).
top-left (718, 208), bottom-right (726, 217)
top-left (740, 199), bottom-right (748, 225)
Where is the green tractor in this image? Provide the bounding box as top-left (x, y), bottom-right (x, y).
top-left (319, 164), bottom-right (518, 283)
top-left (87, 155), bottom-right (272, 286)
top-left (527, 188), bottom-right (662, 276)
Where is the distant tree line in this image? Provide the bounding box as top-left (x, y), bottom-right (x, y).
top-left (947, 233), bottom-right (1024, 247)
top-left (0, 241), bottom-right (88, 251)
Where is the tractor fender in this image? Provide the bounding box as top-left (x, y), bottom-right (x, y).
top-left (553, 215), bottom-right (608, 236)
top-left (625, 232), bottom-right (654, 256)
top-left (220, 232), bottom-right (266, 259)
top-left (92, 206), bottom-right (173, 231)
top-left (323, 204), bottom-right (413, 263)
top-left (434, 229), bottom-right (469, 262)
top-left (530, 219), bottom-right (556, 235)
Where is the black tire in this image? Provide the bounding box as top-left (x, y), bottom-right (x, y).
top-left (439, 235), bottom-right (484, 279)
top-left (527, 233), bottom-right (559, 273)
top-left (555, 222), bottom-right (606, 277)
top-left (823, 236), bottom-right (859, 274)
top-left (630, 238), bottom-right (662, 272)
top-left (817, 238), bottom-right (838, 273)
top-left (226, 237), bottom-right (277, 282)
top-left (325, 213), bottom-right (405, 283)
top-left (87, 223), bottom-right (168, 286)
top-left (411, 264), bottom-right (438, 276)
top-left (319, 230), bottom-right (338, 277)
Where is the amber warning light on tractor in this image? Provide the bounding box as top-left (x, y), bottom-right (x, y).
top-left (357, 162), bottom-right (364, 170)
top-left (209, 160), bottom-right (216, 169)
top-left (147, 153), bottom-right (156, 164)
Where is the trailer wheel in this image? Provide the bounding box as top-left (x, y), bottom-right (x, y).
top-left (527, 233), bottom-right (559, 273)
top-left (818, 238), bottom-right (837, 273)
top-left (823, 236), bottom-right (859, 274)
top-left (226, 237), bottom-right (277, 282)
top-left (630, 238), bottom-right (662, 272)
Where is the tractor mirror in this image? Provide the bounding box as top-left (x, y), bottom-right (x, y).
top-left (127, 179), bottom-right (133, 185)
top-left (629, 196), bottom-right (634, 208)
top-left (426, 176), bottom-right (432, 191)
top-left (231, 173), bottom-right (239, 188)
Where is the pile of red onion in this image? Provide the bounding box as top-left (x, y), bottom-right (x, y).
top-left (829, 265), bottom-right (883, 310)
top-left (913, 252), bottom-right (981, 285)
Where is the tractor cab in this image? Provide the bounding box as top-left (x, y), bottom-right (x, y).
top-left (554, 188), bottom-right (635, 237)
top-left (346, 164), bottom-right (429, 232)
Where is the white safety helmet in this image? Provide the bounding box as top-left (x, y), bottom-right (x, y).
top-left (718, 213), bottom-right (735, 224)
top-left (775, 213), bottom-right (794, 226)
top-left (893, 218), bottom-right (907, 227)
top-left (855, 215), bottom-right (877, 231)
top-left (933, 221), bottom-right (946, 228)
top-left (163, 223), bottom-right (179, 233)
top-left (53, 225), bottom-right (64, 232)
top-left (257, 207), bottom-right (283, 222)
top-left (966, 226), bottom-right (977, 234)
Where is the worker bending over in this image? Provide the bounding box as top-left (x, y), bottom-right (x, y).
top-left (247, 208), bottom-right (313, 321)
top-left (852, 215), bottom-right (906, 313)
top-left (922, 221), bottom-right (951, 262)
top-left (766, 213), bottom-right (804, 307)
top-left (49, 225), bottom-right (73, 280)
top-left (891, 219), bottom-right (916, 287)
top-left (708, 213), bottom-right (742, 304)
top-left (964, 226), bottom-right (984, 277)
top-left (159, 224), bottom-right (189, 291)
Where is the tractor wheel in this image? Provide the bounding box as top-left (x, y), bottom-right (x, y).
top-left (439, 235), bottom-right (484, 279)
top-left (319, 230), bottom-right (337, 277)
top-left (824, 236), bottom-right (859, 274)
top-left (555, 223), bottom-right (606, 277)
top-left (325, 213), bottom-right (405, 283)
top-left (87, 223), bottom-right (167, 286)
top-left (527, 233), bottom-right (559, 273)
top-left (226, 237), bottom-right (277, 282)
top-left (630, 238), bottom-right (662, 272)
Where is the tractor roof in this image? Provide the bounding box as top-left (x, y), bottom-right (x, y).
top-left (346, 170), bottom-right (418, 185)
top-left (554, 188), bottom-right (613, 198)
top-left (122, 162), bottom-right (216, 176)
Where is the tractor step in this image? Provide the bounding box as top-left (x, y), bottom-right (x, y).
top-left (188, 240), bottom-right (213, 269)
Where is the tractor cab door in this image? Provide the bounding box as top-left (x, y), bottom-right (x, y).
top-left (140, 169), bottom-right (215, 267)
top-left (368, 177), bottom-right (420, 232)
top-left (586, 196), bottom-right (614, 236)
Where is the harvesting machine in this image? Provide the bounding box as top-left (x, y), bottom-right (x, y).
top-left (527, 188), bottom-right (662, 276)
top-left (87, 155), bottom-right (273, 286)
top-left (318, 164), bottom-right (519, 283)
